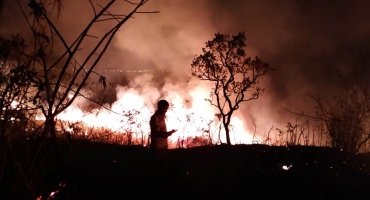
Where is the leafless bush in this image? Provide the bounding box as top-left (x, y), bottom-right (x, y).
top-left (260, 116), bottom-right (331, 148)
top-left (306, 77), bottom-right (370, 153)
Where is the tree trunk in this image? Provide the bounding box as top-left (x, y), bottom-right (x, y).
top-left (42, 117), bottom-right (55, 139)
top-left (224, 123), bottom-right (231, 145)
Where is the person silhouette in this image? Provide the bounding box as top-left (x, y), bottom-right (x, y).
top-left (149, 100), bottom-right (177, 180)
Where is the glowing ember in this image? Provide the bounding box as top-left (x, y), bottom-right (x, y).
top-left (49, 191), bottom-right (58, 197)
top-left (282, 165), bottom-right (292, 170)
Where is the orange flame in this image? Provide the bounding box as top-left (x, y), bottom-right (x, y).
top-left (36, 76), bottom-right (259, 147)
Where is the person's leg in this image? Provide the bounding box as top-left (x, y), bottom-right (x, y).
top-left (150, 148), bottom-right (169, 190)
top-left (160, 149), bottom-right (169, 177)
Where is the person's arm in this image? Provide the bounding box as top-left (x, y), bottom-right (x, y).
top-left (150, 117), bottom-right (174, 138)
top-left (153, 130), bottom-right (173, 138)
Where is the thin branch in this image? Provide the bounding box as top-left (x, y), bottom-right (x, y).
top-left (35, 1), bottom-right (71, 54)
top-left (135, 11), bottom-right (160, 13)
top-left (86, 34), bottom-right (99, 38)
top-left (96, 3), bottom-right (121, 23)
top-left (96, 17), bottom-right (128, 22)
top-left (53, 83), bottom-right (125, 117)
top-left (89, 0), bottom-right (96, 16)
top-left (124, 0), bottom-right (138, 5)
top-left (102, 14), bottom-right (129, 17)
top-left (51, 0), bottom-right (117, 106)
top-left (282, 106), bottom-right (323, 121)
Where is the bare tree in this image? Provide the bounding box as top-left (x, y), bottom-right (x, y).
top-left (22, 0), bottom-right (157, 140)
top-left (191, 32), bottom-right (272, 145)
top-left (0, 0), bottom-right (157, 198)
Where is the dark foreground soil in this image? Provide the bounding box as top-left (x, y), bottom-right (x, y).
top-left (2, 140), bottom-right (370, 199)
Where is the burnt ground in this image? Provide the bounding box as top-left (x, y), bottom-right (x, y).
top-left (2, 140), bottom-right (370, 199)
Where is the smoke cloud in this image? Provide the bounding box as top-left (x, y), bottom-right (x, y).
top-left (1, 0), bottom-right (370, 139)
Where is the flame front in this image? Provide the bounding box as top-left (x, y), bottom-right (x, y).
top-left (37, 75), bottom-right (257, 147)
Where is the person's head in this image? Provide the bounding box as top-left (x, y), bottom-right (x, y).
top-left (157, 100), bottom-right (169, 114)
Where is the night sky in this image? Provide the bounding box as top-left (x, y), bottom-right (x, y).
top-left (1, 0), bottom-right (370, 136)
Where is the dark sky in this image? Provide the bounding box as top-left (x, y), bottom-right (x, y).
top-left (1, 0), bottom-right (370, 135)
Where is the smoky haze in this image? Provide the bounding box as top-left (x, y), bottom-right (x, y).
top-left (1, 0), bottom-right (370, 137)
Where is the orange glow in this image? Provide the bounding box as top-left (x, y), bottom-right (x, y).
top-left (36, 77), bottom-right (259, 148)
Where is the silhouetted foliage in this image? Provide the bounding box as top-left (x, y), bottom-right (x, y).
top-left (307, 77), bottom-right (370, 153)
top-left (191, 32), bottom-right (272, 145)
top-left (0, 35), bottom-right (42, 141)
top-left (0, 0), bottom-right (156, 198)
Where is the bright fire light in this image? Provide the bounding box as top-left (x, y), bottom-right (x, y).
top-left (35, 75), bottom-right (259, 147)
top-left (282, 165), bottom-right (292, 170)
top-left (10, 101), bottom-right (19, 109)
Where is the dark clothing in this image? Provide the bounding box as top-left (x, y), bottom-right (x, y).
top-left (149, 110), bottom-right (170, 178)
top-left (150, 110), bottom-right (168, 149)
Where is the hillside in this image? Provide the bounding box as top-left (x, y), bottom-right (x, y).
top-left (2, 140), bottom-right (370, 199)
